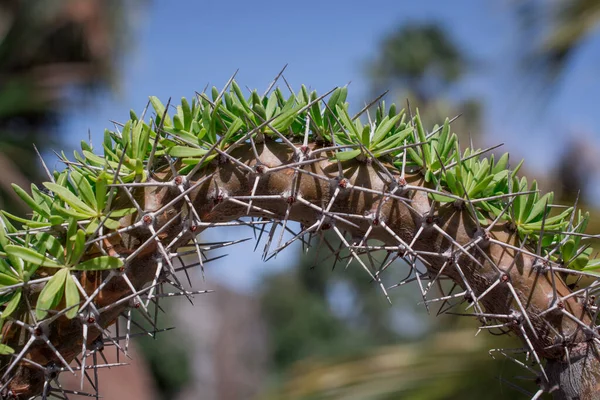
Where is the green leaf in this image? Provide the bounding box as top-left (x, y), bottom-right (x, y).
top-left (167, 146), bottom-right (208, 158)
top-left (5, 245), bottom-right (62, 268)
top-left (35, 232), bottom-right (65, 264)
top-left (150, 96), bottom-right (172, 127)
top-left (83, 150), bottom-right (112, 168)
top-left (181, 97), bottom-right (192, 129)
top-left (223, 117), bottom-right (243, 143)
top-left (1, 211), bottom-right (51, 228)
top-left (36, 268), bottom-right (68, 320)
top-left (372, 114), bottom-right (401, 146)
top-left (173, 114), bottom-right (184, 130)
top-left (492, 153), bottom-right (509, 174)
top-left (583, 259), bottom-right (600, 272)
top-left (335, 105), bottom-right (360, 140)
top-left (73, 256), bottom-right (123, 271)
top-left (11, 184), bottom-right (50, 218)
top-left (520, 180), bottom-right (538, 222)
top-left (103, 218), bottom-right (121, 230)
top-left (429, 192), bottom-right (456, 203)
top-left (526, 192), bottom-right (553, 223)
top-left (0, 273), bottom-right (19, 287)
top-left (406, 147), bottom-right (423, 168)
top-left (109, 207), bottom-right (137, 218)
top-left (265, 93), bottom-right (278, 120)
top-left (231, 81), bottom-right (250, 112)
top-left (68, 229), bottom-right (86, 266)
top-left (335, 149), bottom-right (361, 161)
top-left (414, 113), bottom-right (430, 164)
top-left (2, 289), bottom-right (21, 319)
top-left (571, 254), bottom-right (589, 270)
top-left (64, 274), bottom-right (80, 319)
top-left (561, 239), bottom-right (575, 263)
top-left (0, 343), bottom-right (14, 355)
top-left (70, 170), bottom-right (96, 210)
top-left (43, 183), bottom-right (96, 215)
top-left (95, 175), bottom-right (108, 212)
top-left (53, 204), bottom-right (94, 220)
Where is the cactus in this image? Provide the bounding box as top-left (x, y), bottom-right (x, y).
top-left (0, 74), bottom-right (599, 399)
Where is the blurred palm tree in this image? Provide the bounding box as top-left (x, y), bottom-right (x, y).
top-left (369, 24), bottom-right (467, 104)
top-left (0, 0), bottom-right (127, 212)
top-left (367, 23), bottom-right (481, 145)
top-left (517, 0), bottom-right (600, 85)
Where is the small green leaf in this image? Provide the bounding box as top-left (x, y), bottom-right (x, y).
top-left (68, 229), bottom-right (86, 266)
top-left (5, 245), bottom-right (62, 268)
top-left (73, 256), bottom-right (123, 271)
top-left (335, 149), bottom-right (361, 161)
top-left (1, 211), bottom-right (51, 228)
top-left (583, 259), bottom-right (600, 272)
top-left (109, 207), bottom-right (137, 218)
top-left (335, 105), bottom-right (360, 140)
top-left (521, 180), bottom-right (538, 222)
top-left (429, 192), bottom-right (456, 203)
top-left (35, 232), bottom-right (65, 264)
top-left (231, 81), bottom-right (250, 112)
top-left (223, 117), bottom-right (243, 143)
top-left (173, 114), bottom-right (184, 130)
top-left (103, 218), bottom-right (121, 230)
top-left (181, 97), bottom-right (192, 129)
top-left (95, 175), bottom-right (108, 212)
top-left (36, 268), bottom-right (68, 320)
top-left (561, 239), bottom-right (575, 263)
top-left (2, 289), bottom-right (21, 319)
top-left (526, 192), bottom-right (553, 223)
top-left (70, 170), bottom-right (96, 210)
top-left (64, 274), bottom-right (80, 319)
top-left (167, 146), bottom-right (208, 158)
top-left (266, 93), bottom-right (278, 119)
top-left (43, 183), bottom-right (96, 215)
top-left (360, 125), bottom-right (371, 146)
top-left (572, 254), bottom-right (590, 270)
top-left (372, 114), bottom-right (401, 146)
top-left (493, 153), bottom-right (509, 174)
top-left (0, 273), bottom-right (19, 287)
top-left (0, 343), bottom-right (14, 355)
top-left (83, 150), bottom-right (112, 168)
top-left (11, 184), bottom-right (50, 218)
top-left (150, 96), bottom-right (173, 127)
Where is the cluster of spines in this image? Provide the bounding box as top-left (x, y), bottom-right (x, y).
top-left (0, 69), bottom-right (598, 399)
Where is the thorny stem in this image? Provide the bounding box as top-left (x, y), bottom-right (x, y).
top-left (0, 79), bottom-right (599, 399)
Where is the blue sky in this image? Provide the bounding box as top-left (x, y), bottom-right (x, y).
top-left (58, 0), bottom-right (600, 291)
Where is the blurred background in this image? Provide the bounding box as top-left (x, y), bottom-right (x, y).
top-left (1, 0), bottom-right (600, 398)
